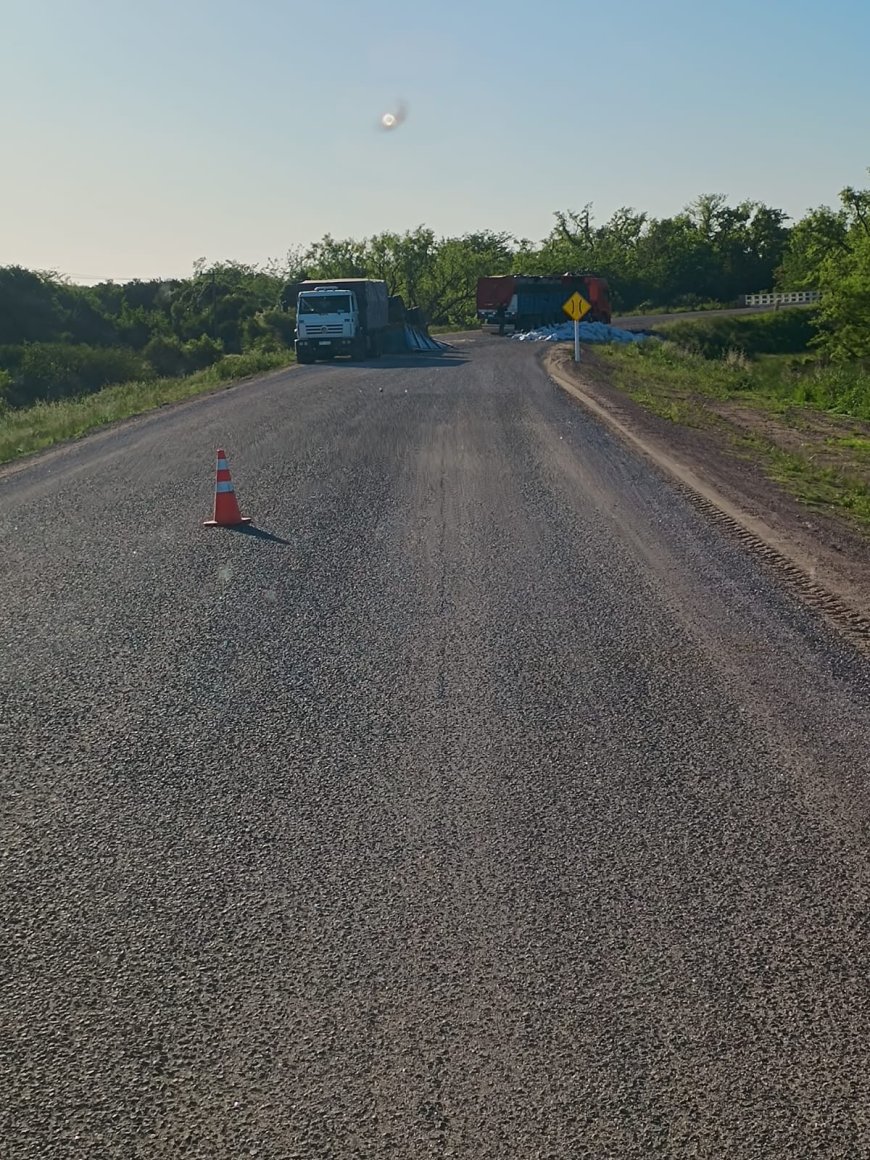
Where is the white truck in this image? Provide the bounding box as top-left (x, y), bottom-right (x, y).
top-left (294, 279), bottom-right (389, 364)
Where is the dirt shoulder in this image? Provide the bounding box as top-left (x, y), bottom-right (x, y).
top-left (546, 344), bottom-right (870, 627)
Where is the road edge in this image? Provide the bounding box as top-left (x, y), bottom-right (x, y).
top-left (545, 348), bottom-right (870, 656)
top-left (0, 363), bottom-right (297, 482)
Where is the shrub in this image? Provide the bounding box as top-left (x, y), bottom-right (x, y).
top-left (182, 334), bottom-right (223, 371)
top-left (144, 333), bottom-right (222, 377)
top-left (660, 308), bottom-right (817, 359)
top-left (0, 368), bottom-right (11, 413)
top-left (195, 349), bottom-right (292, 386)
top-left (144, 335), bottom-right (187, 378)
top-left (0, 345), bottom-right (24, 374)
top-left (8, 343), bottom-right (150, 406)
top-left (245, 309), bottom-right (297, 348)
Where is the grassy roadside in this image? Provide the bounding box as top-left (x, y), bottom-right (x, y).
top-left (595, 336), bottom-right (870, 526)
top-left (0, 350), bottom-right (294, 465)
top-left (618, 299), bottom-right (732, 317)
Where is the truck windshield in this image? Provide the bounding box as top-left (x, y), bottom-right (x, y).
top-left (298, 294), bottom-right (352, 315)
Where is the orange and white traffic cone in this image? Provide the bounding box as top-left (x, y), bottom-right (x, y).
top-left (204, 448), bottom-right (252, 527)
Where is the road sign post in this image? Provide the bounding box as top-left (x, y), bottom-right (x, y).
top-left (562, 291), bottom-right (592, 362)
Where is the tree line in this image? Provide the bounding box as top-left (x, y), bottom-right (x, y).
top-left (1, 172), bottom-right (869, 409)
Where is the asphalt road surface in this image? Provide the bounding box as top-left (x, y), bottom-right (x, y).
top-left (3, 336), bottom-right (869, 1159)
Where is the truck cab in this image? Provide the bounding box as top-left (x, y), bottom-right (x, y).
top-left (295, 287), bottom-right (364, 363)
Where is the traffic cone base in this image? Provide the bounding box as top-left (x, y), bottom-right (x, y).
top-left (204, 448), bottom-right (252, 527)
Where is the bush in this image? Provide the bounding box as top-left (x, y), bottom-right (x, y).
top-left (0, 345), bottom-right (24, 374)
top-left (143, 335), bottom-right (187, 378)
top-left (182, 334), bottom-right (223, 371)
top-left (196, 350), bottom-right (292, 385)
top-left (144, 333), bottom-right (223, 377)
top-left (660, 308), bottom-right (817, 359)
top-left (247, 335), bottom-right (284, 354)
top-left (7, 343), bottom-right (150, 406)
top-left (246, 309), bottom-right (297, 348)
top-left (787, 363), bottom-right (870, 420)
top-left (0, 368), bottom-right (11, 413)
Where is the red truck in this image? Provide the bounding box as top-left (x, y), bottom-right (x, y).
top-left (477, 274), bottom-right (612, 333)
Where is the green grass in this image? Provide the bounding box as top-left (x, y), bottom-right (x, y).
top-left (626, 384), bottom-right (717, 427)
top-left (740, 433), bottom-right (870, 522)
top-left (656, 306), bottom-right (819, 358)
top-left (599, 341), bottom-right (743, 405)
top-left (829, 434), bottom-right (870, 459)
top-left (619, 299), bottom-right (733, 316)
top-left (595, 334), bottom-right (870, 527)
top-left (0, 350), bottom-right (293, 465)
top-left (599, 338), bottom-right (870, 422)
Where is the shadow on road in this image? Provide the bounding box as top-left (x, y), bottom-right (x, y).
top-left (225, 524), bottom-right (293, 546)
top-left (321, 352), bottom-right (468, 370)
top-left (380, 353), bottom-right (468, 368)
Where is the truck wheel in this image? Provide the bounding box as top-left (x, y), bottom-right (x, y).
top-left (296, 349), bottom-right (315, 365)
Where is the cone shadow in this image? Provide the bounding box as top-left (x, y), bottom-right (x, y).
top-left (225, 524), bottom-right (292, 546)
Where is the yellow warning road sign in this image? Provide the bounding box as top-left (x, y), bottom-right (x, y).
top-left (563, 291), bottom-right (592, 322)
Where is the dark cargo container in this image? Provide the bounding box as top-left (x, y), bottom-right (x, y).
top-left (295, 279), bottom-right (389, 330)
top-left (476, 274), bottom-right (612, 332)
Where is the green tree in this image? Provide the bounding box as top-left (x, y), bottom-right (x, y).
top-left (0, 267), bottom-right (67, 343)
top-left (777, 206), bottom-right (850, 290)
top-left (169, 262), bottom-right (281, 351)
top-left (684, 194), bottom-right (791, 298)
top-left (423, 231), bottom-right (516, 325)
top-left (302, 234), bottom-right (370, 280)
top-left (814, 179), bottom-right (870, 360)
top-left (633, 215), bottom-right (718, 306)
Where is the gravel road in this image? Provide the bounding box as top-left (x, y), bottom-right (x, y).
top-left (3, 336), bottom-right (869, 1159)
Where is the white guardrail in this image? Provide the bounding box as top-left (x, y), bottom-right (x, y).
top-left (741, 291), bottom-right (820, 306)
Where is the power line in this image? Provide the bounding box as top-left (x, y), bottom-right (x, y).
top-left (63, 273), bottom-right (184, 284)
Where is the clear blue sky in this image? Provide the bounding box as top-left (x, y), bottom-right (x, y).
top-left (1, 0), bottom-right (868, 281)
